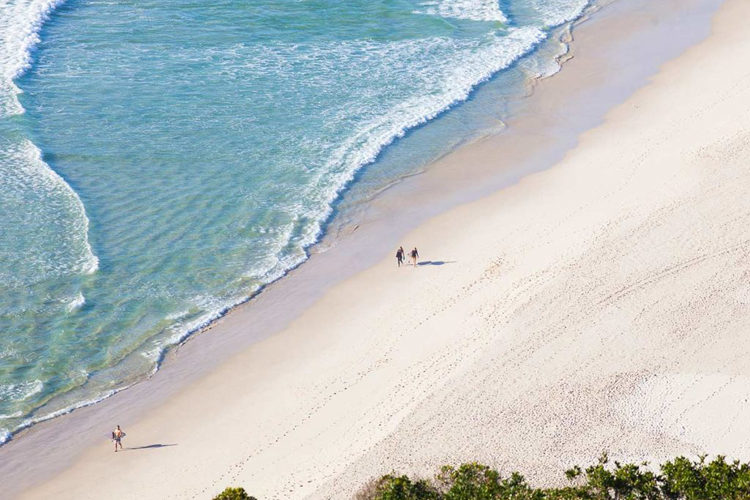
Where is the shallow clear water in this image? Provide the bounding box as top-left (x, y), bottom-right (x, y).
top-left (0, 0), bottom-right (589, 443)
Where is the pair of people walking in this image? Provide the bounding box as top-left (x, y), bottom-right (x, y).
top-left (396, 246), bottom-right (419, 267)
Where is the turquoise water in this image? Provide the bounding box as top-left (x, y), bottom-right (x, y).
top-left (0, 0), bottom-right (589, 443)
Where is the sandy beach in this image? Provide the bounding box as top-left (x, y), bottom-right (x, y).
top-left (4, 0), bottom-right (750, 498)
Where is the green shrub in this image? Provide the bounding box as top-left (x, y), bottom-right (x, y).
top-left (212, 486), bottom-right (257, 500)
top-left (354, 454), bottom-right (750, 500)
top-left (660, 455), bottom-right (750, 500)
top-left (369, 474), bottom-right (439, 500)
top-left (216, 455), bottom-right (750, 500)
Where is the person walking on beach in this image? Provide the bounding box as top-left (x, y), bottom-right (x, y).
top-left (112, 425), bottom-right (125, 452)
top-left (396, 246), bottom-right (404, 267)
top-left (410, 247), bottom-right (419, 267)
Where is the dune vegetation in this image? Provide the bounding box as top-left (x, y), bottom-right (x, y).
top-left (215, 454), bottom-right (750, 499)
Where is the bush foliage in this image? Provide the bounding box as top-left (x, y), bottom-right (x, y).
top-left (213, 486), bottom-right (257, 500)
top-left (356, 454), bottom-right (750, 500)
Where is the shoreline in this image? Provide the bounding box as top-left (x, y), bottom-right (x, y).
top-left (0, 0), bottom-right (736, 497)
top-left (0, 3), bottom-right (581, 447)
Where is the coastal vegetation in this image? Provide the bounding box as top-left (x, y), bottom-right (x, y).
top-left (215, 454), bottom-right (750, 499)
top-left (213, 487), bottom-right (257, 500)
top-left (354, 454), bottom-right (750, 499)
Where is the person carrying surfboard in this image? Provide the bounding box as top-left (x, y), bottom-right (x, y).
top-left (112, 425), bottom-right (125, 452)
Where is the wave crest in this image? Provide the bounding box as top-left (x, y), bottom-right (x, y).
top-left (416, 0), bottom-right (508, 23)
top-left (0, 0), bottom-right (67, 116)
top-left (0, 140), bottom-right (99, 286)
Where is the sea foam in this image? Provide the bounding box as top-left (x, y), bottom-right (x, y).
top-left (0, 0), bottom-right (67, 116)
top-left (65, 292), bottom-right (86, 312)
top-left (416, 0), bottom-right (508, 23)
top-left (0, 139), bottom-right (99, 287)
top-left (528, 0), bottom-right (590, 26)
top-left (0, 380), bottom-right (44, 402)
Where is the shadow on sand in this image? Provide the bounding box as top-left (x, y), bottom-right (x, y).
top-left (417, 260), bottom-right (456, 266)
top-left (126, 443), bottom-right (178, 451)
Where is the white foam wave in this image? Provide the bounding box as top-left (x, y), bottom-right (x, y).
top-left (0, 429), bottom-right (10, 445)
top-left (65, 292), bottom-right (85, 312)
top-left (528, 0), bottom-right (590, 27)
top-left (0, 379), bottom-right (44, 401)
top-left (165, 309), bottom-right (191, 321)
top-left (2, 387), bottom-right (120, 445)
top-left (0, 348), bottom-right (17, 360)
top-left (0, 0), bottom-right (66, 116)
top-left (0, 139), bottom-right (99, 285)
top-left (416, 0), bottom-right (507, 23)
top-left (141, 294), bottom-right (250, 363)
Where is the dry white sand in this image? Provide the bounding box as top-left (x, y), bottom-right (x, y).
top-left (17, 0), bottom-right (750, 498)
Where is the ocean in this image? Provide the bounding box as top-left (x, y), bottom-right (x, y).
top-left (0, 0), bottom-right (590, 444)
